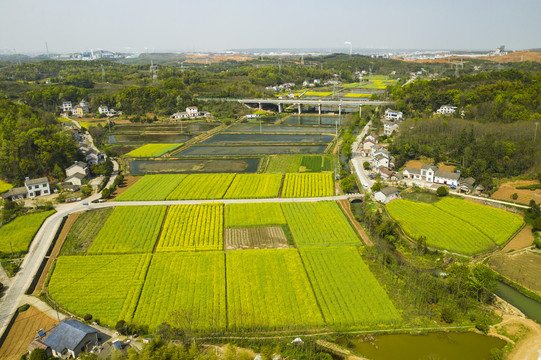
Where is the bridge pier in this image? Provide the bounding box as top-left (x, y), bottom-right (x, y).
top-left (258, 102), bottom-right (262, 111)
top-left (278, 103), bottom-right (283, 113)
top-left (298, 103), bottom-right (302, 114)
top-left (318, 104), bottom-right (321, 115)
top-left (338, 104), bottom-right (342, 117)
top-left (359, 105), bottom-right (362, 118)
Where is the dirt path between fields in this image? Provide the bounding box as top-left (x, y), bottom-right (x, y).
top-left (33, 211), bottom-right (82, 295)
top-left (338, 199), bottom-right (373, 246)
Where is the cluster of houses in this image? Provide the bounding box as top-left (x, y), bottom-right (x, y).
top-left (265, 82), bottom-right (295, 92)
top-left (402, 165), bottom-right (476, 193)
top-left (302, 79), bottom-right (321, 87)
top-left (61, 100), bottom-right (90, 117)
top-left (170, 106), bottom-right (210, 120)
top-left (72, 129), bottom-right (106, 165)
top-left (361, 134), bottom-right (401, 181)
top-left (382, 109), bottom-right (403, 136)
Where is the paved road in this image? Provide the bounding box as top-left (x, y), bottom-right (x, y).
top-left (350, 120), bottom-right (374, 191)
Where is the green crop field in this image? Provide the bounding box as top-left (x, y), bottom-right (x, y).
top-left (281, 173), bottom-right (334, 197)
top-left (301, 247), bottom-right (401, 328)
top-left (225, 203), bottom-right (286, 227)
top-left (282, 202), bottom-right (360, 246)
top-left (223, 174), bottom-right (283, 199)
top-left (124, 143), bottom-right (183, 157)
top-left (387, 199), bottom-right (501, 255)
top-left (61, 208), bottom-right (113, 255)
top-left (304, 91), bottom-right (332, 97)
top-left (0, 180), bottom-right (13, 193)
top-left (132, 252), bottom-right (226, 331)
top-left (265, 155), bottom-right (303, 173)
top-left (0, 211), bottom-right (55, 255)
top-left (166, 173), bottom-right (236, 200)
top-left (157, 204), bottom-right (223, 251)
top-left (49, 254), bottom-right (152, 326)
top-left (300, 155), bottom-right (332, 172)
top-left (432, 198), bottom-right (523, 245)
top-left (116, 175), bottom-right (187, 201)
top-left (226, 249), bottom-right (323, 331)
top-left (88, 206), bottom-right (167, 254)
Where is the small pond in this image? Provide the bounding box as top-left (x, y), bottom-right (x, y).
top-left (336, 332), bottom-right (506, 360)
top-left (495, 281), bottom-right (541, 324)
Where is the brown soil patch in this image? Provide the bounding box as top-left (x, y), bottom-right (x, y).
top-left (33, 211), bottom-right (83, 295)
top-left (487, 251), bottom-right (541, 296)
top-left (494, 314), bottom-right (541, 360)
top-left (225, 227), bottom-right (289, 250)
top-left (338, 199), bottom-right (373, 246)
top-left (109, 176), bottom-right (142, 200)
top-left (403, 158), bottom-right (455, 172)
top-left (0, 307), bottom-right (57, 360)
top-left (185, 54), bottom-right (253, 64)
top-left (502, 226), bottom-right (535, 252)
top-left (479, 51), bottom-right (541, 63)
top-left (491, 180), bottom-right (541, 205)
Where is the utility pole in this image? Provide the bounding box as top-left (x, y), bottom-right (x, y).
top-left (535, 122), bottom-right (540, 142)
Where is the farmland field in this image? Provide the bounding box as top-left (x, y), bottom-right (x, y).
top-left (0, 180), bottom-right (12, 193)
top-left (166, 173), bottom-right (235, 200)
top-left (226, 249), bottom-right (324, 330)
top-left (129, 158), bottom-right (260, 174)
top-left (61, 208), bottom-right (113, 255)
top-left (266, 155), bottom-right (303, 173)
top-left (108, 134), bottom-right (191, 144)
top-left (300, 155), bottom-right (332, 172)
top-left (226, 124), bottom-right (334, 134)
top-left (281, 173), bottom-right (334, 197)
top-left (223, 174), bottom-right (282, 199)
top-left (132, 252), bottom-right (226, 331)
top-left (157, 204), bottom-right (223, 251)
top-left (282, 202), bottom-right (360, 246)
top-left (301, 247), bottom-right (401, 328)
top-left (49, 254), bottom-right (152, 326)
top-left (124, 143), bottom-right (183, 157)
top-left (178, 145), bottom-right (328, 156)
top-left (225, 227), bottom-right (289, 250)
top-left (225, 203), bottom-right (286, 227)
top-left (282, 116), bottom-right (339, 126)
top-left (488, 252), bottom-right (541, 295)
top-left (432, 198), bottom-right (523, 245)
top-left (88, 206), bottom-right (167, 254)
top-left (115, 174), bottom-right (187, 201)
top-left (202, 134), bottom-right (334, 145)
top-left (0, 210), bottom-right (55, 255)
top-left (387, 199), bottom-right (499, 255)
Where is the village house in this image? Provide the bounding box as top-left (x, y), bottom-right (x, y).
top-left (378, 167), bottom-right (394, 181)
top-left (436, 105), bottom-right (457, 115)
top-left (61, 101), bottom-right (72, 113)
top-left (98, 105), bottom-right (109, 115)
top-left (1, 186), bottom-right (28, 201)
top-left (72, 100), bottom-right (90, 117)
top-left (65, 161), bottom-right (88, 186)
top-left (374, 186), bottom-right (401, 204)
top-left (170, 111), bottom-right (189, 120)
top-left (384, 109), bottom-right (403, 121)
top-left (434, 170), bottom-right (460, 187)
top-left (459, 177), bottom-right (476, 193)
top-left (383, 120), bottom-right (400, 136)
top-left (25, 177), bottom-right (50, 198)
top-left (402, 165), bottom-right (462, 188)
top-left (361, 138), bottom-right (377, 155)
top-left (186, 106), bottom-right (199, 117)
top-left (36, 320), bottom-right (100, 359)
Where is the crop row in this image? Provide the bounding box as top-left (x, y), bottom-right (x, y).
top-left (158, 204), bottom-right (223, 251)
top-left (386, 199), bottom-right (515, 255)
top-left (281, 173), bottom-right (334, 197)
top-left (88, 206), bottom-right (167, 254)
top-left (50, 248), bottom-right (399, 332)
top-left (116, 173), bottom-right (334, 201)
top-left (124, 143), bottom-right (183, 157)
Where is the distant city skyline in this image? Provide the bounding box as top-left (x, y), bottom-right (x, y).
top-left (1, 0), bottom-right (539, 54)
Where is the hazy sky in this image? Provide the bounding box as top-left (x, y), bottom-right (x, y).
top-left (1, 0), bottom-right (540, 53)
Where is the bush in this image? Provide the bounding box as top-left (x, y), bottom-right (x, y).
top-left (511, 193), bottom-right (518, 200)
top-left (115, 320), bottom-right (127, 334)
top-left (18, 304), bottom-right (30, 312)
top-left (533, 217), bottom-right (541, 231)
top-left (83, 313), bottom-right (93, 322)
top-left (441, 307), bottom-right (455, 323)
top-left (363, 161), bottom-right (370, 170)
top-left (29, 349), bottom-right (49, 360)
top-left (436, 186), bottom-right (449, 197)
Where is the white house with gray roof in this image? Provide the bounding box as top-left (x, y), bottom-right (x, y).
top-left (25, 177), bottom-right (50, 198)
top-left (375, 186), bottom-right (401, 203)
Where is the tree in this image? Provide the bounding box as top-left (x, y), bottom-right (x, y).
top-left (436, 186), bottom-right (449, 197)
top-left (533, 217), bottom-right (541, 231)
top-left (363, 161), bottom-right (370, 170)
top-left (52, 163), bottom-right (65, 181)
top-left (29, 349), bottom-right (49, 360)
top-left (340, 175), bottom-right (355, 193)
top-left (115, 320), bottom-right (127, 335)
top-left (101, 187), bottom-right (111, 199)
top-left (371, 182), bottom-right (382, 192)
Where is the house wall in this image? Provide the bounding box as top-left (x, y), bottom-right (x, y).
top-left (66, 166), bottom-right (86, 178)
top-left (73, 333), bottom-right (98, 357)
top-left (26, 182), bottom-right (50, 198)
top-left (434, 176), bottom-right (458, 186)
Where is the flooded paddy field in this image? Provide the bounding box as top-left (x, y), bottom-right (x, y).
top-left (178, 145), bottom-right (328, 156)
top-left (201, 133), bottom-right (334, 145)
top-left (128, 158), bottom-right (261, 174)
